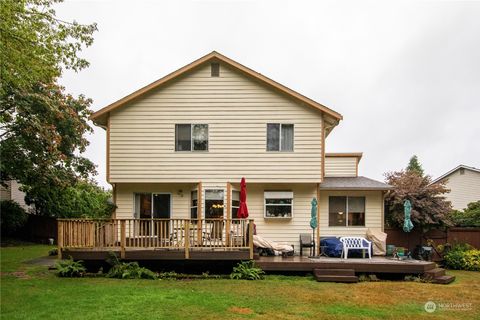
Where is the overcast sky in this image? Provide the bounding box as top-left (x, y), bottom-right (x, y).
top-left (57, 0), bottom-right (480, 189)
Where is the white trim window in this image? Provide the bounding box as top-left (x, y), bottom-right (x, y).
top-left (190, 190), bottom-right (198, 219)
top-left (175, 124), bottom-right (209, 151)
top-left (231, 190), bottom-right (240, 222)
top-left (205, 189), bottom-right (224, 219)
top-left (328, 196), bottom-right (366, 227)
top-left (266, 123), bottom-right (294, 151)
top-left (264, 191), bottom-right (293, 218)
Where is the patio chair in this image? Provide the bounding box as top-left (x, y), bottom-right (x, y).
top-left (300, 233), bottom-right (315, 256)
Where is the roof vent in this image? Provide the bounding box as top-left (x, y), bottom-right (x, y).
top-left (211, 63), bottom-right (220, 77)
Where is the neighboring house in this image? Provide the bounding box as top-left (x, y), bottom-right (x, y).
top-left (432, 165), bottom-right (480, 210)
top-left (89, 51), bottom-right (391, 251)
top-left (0, 180), bottom-right (31, 211)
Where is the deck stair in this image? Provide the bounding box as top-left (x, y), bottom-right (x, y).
top-left (313, 268), bottom-right (358, 283)
top-left (422, 268), bottom-right (456, 284)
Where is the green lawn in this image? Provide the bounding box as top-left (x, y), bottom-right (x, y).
top-left (1, 243), bottom-right (479, 320)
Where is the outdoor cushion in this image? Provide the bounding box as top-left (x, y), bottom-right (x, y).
top-left (319, 237), bottom-right (343, 257)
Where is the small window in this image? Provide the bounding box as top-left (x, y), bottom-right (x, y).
top-left (267, 123), bottom-right (294, 151)
top-left (329, 196), bottom-right (365, 227)
top-left (175, 124), bottom-right (208, 151)
top-left (211, 63), bottom-right (220, 77)
top-left (459, 168), bottom-right (465, 175)
top-left (232, 190), bottom-right (240, 221)
top-left (205, 189), bottom-right (224, 219)
top-left (190, 190), bottom-right (198, 220)
top-left (264, 191), bottom-right (293, 218)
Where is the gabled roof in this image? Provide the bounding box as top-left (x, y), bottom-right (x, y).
top-left (89, 51), bottom-right (343, 126)
top-left (431, 165), bottom-right (480, 184)
top-left (320, 176), bottom-right (392, 190)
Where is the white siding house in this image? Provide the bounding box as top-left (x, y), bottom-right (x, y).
top-left (432, 165), bottom-right (480, 210)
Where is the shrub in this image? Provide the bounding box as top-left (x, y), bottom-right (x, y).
top-left (230, 260), bottom-right (265, 280)
top-left (0, 200), bottom-right (28, 236)
top-left (444, 244), bottom-right (480, 271)
top-left (106, 262), bottom-right (157, 280)
top-left (105, 252), bottom-right (157, 280)
top-left (48, 248), bottom-right (58, 256)
top-left (449, 201), bottom-right (480, 227)
top-left (56, 257), bottom-right (86, 277)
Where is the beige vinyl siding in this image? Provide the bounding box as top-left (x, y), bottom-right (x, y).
top-left (319, 190), bottom-right (383, 237)
top-left (109, 63), bottom-right (324, 184)
top-left (441, 169), bottom-right (480, 210)
top-left (0, 180), bottom-right (30, 211)
top-left (324, 157), bottom-right (358, 177)
top-left (115, 183), bottom-right (194, 220)
top-left (239, 183), bottom-right (316, 250)
top-left (0, 181), bottom-right (11, 201)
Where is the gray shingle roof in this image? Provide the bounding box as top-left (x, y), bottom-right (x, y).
top-left (320, 176), bottom-right (392, 190)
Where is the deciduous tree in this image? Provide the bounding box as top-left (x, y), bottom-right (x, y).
top-left (385, 170), bottom-right (452, 232)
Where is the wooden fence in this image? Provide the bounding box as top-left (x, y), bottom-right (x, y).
top-left (385, 227), bottom-right (480, 254)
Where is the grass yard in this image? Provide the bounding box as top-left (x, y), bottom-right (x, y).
top-left (1, 243), bottom-right (479, 320)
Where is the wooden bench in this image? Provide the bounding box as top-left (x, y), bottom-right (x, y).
top-left (339, 237), bottom-right (372, 259)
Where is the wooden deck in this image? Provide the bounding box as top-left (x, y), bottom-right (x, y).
top-left (255, 256), bottom-right (436, 274)
top-left (57, 218), bottom-right (254, 260)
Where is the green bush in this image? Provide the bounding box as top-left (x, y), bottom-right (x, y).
top-left (106, 262), bottom-right (157, 280)
top-left (444, 244), bottom-right (480, 271)
top-left (0, 200), bottom-right (28, 236)
top-left (449, 201), bottom-right (480, 227)
top-left (230, 260), bottom-right (265, 280)
top-left (56, 257), bottom-right (86, 277)
top-left (105, 252), bottom-right (157, 280)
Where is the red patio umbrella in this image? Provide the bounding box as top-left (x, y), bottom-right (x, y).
top-left (237, 177), bottom-right (249, 219)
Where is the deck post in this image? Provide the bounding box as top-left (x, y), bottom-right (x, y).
top-left (120, 220), bottom-right (126, 259)
top-left (197, 182), bottom-right (203, 246)
top-left (248, 219), bottom-right (254, 259)
top-left (316, 183), bottom-right (321, 256)
top-left (226, 182), bottom-right (231, 247)
top-left (57, 220), bottom-right (63, 260)
top-left (184, 219), bottom-right (190, 259)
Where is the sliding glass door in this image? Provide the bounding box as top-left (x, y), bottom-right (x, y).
top-left (134, 193), bottom-right (171, 236)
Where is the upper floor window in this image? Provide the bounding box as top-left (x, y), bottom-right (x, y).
top-left (328, 196), bottom-right (365, 227)
top-left (175, 124), bottom-right (208, 151)
top-left (267, 123), bottom-right (294, 151)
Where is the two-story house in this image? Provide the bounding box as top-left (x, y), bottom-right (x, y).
top-left (88, 51), bottom-right (391, 255)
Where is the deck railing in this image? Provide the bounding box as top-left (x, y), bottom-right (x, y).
top-left (57, 218), bottom-right (254, 259)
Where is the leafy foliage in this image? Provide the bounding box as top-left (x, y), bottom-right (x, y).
top-left (444, 244), bottom-right (480, 271)
top-left (26, 180), bottom-right (115, 218)
top-left (56, 257), bottom-right (86, 277)
top-left (0, 200), bottom-right (28, 236)
top-left (406, 155), bottom-right (424, 176)
top-left (0, 0), bottom-right (98, 216)
top-left (48, 248), bottom-right (58, 256)
top-left (0, 0), bottom-right (97, 95)
top-left (230, 260), bottom-right (265, 280)
top-left (384, 170), bottom-right (452, 231)
top-left (105, 252), bottom-right (157, 280)
top-left (449, 201), bottom-right (480, 227)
